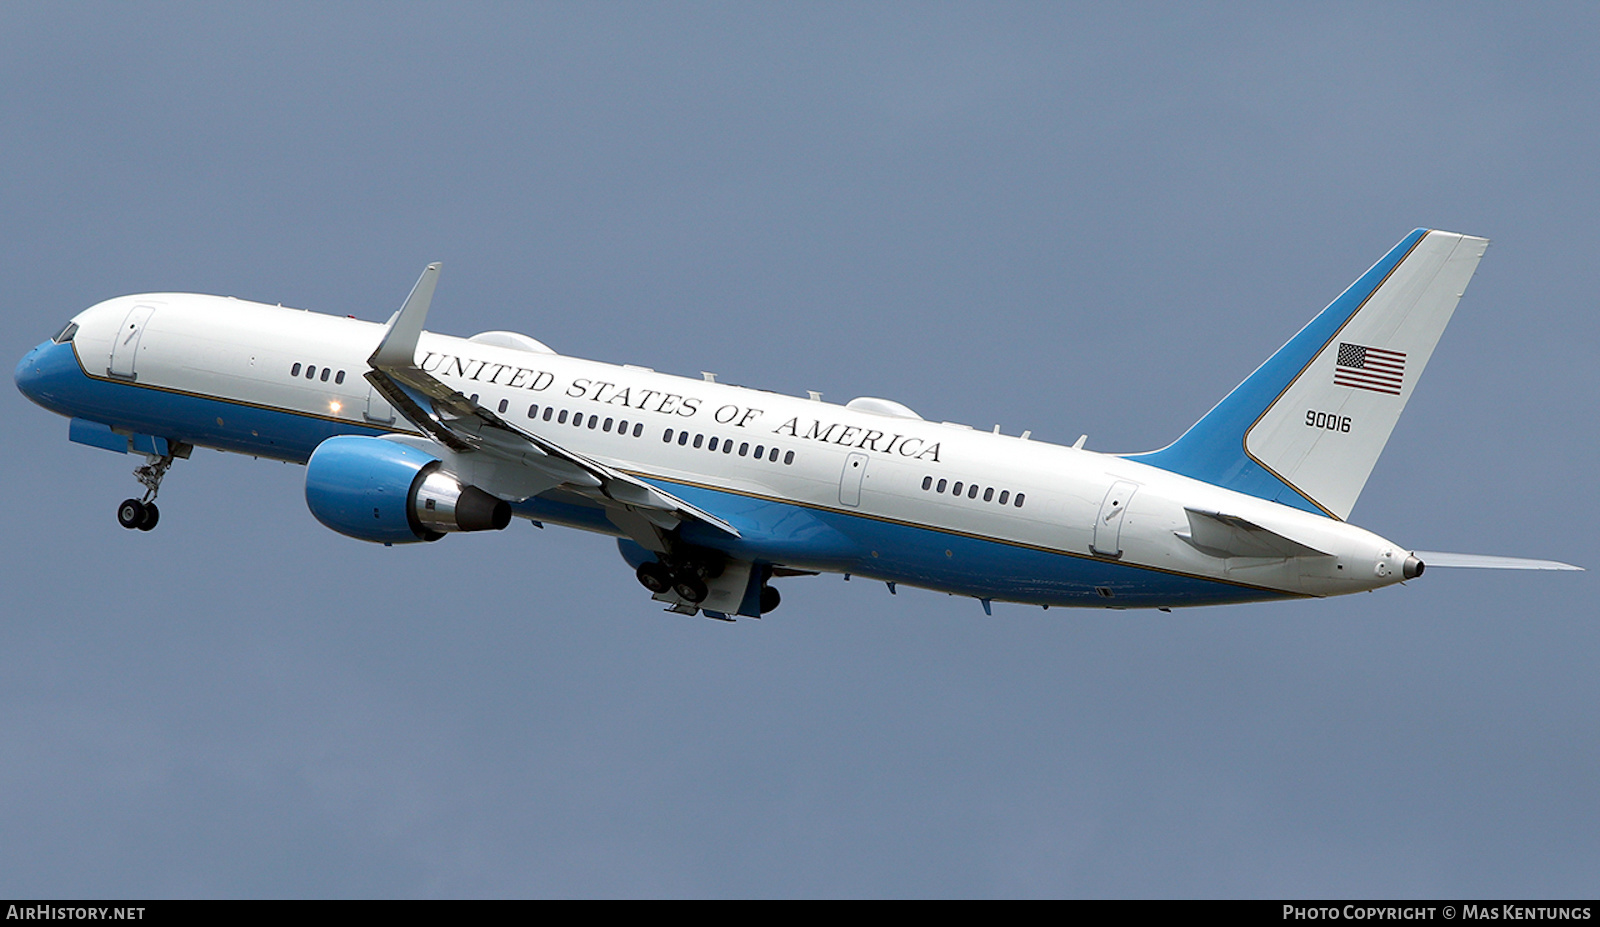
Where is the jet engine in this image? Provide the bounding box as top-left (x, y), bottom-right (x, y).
top-left (305, 436), bottom-right (510, 544)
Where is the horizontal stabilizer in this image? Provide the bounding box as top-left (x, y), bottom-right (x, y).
top-left (1412, 551), bottom-right (1582, 571)
top-left (1179, 508), bottom-right (1331, 559)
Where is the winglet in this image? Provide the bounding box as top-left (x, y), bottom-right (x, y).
top-left (370, 263), bottom-right (441, 368)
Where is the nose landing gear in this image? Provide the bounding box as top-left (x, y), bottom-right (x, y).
top-left (117, 454), bottom-right (174, 531)
top-left (117, 497), bottom-right (159, 531)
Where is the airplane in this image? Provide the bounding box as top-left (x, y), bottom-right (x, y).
top-left (14, 229), bottom-right (1580, 619)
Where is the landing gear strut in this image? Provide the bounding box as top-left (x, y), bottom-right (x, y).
top-left (117, 454), bottom-right (174, 531)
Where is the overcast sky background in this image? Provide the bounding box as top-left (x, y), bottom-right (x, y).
top-left (3, 2), bottom-right (1596, 898)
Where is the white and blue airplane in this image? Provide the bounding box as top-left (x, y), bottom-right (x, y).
top-left (14, 229), bottom-right (1579, 618)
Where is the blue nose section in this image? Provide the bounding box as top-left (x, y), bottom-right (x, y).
top-left (15, 340), bottom-right (49, 403)
top-left (15, 338), bottom-right (80, 415)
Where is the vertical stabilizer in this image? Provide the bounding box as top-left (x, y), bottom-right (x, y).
top-left (1129, 229), bottom-right (1488, 520)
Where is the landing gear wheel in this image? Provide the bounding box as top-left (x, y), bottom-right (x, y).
top-left (137, 502), bottom-right (159, 532)
top-left (760, 585), bottom-right (781, 615)
top-left (673, 575), bottom-right (709, 604)
top-left (636, 561), bottom-right (673, 594)
top-left (117, 499), bottom-right (147, 530)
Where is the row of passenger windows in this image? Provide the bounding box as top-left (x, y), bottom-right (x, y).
top-left (664, 428), bottom-right (795, 465)
top-left (290, 362), bottom-right (346, 385)
top-left (503, 400), bottom-right (647, 438)
top-left (921, 476), bottom-right (1026, 508)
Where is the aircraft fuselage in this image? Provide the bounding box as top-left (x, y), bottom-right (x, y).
top-left (17, 291), bottom-right (1420, 610)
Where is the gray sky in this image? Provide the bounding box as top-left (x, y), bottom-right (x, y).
top-left (2, 2), bottom-right (1596, 898)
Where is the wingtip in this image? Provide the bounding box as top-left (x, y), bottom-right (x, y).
top-left (369, 263), bottom-right (443, 368)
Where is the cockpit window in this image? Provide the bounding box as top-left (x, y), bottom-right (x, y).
top-left (52, 321), bottom-right (78, 344)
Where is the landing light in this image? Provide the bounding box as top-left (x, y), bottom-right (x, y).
top-left (329, 401), bottom-right (342, 414)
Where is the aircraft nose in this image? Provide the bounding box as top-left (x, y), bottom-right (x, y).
top-left (14, 341), bottom-right (47, 402)
top-left (15, 337), bottom-right (76, 413)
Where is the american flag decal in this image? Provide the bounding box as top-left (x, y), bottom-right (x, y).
top-left (1334, 343), bottom-right (1406, 395)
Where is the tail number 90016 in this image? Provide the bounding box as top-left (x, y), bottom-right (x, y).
top-left (1305, 410), bottom-right (1352, 432)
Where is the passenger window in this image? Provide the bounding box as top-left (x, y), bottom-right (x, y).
top-left (588, 416), bottom-right (598, 429)
top-left (983, 487), bottom-right (994, 502)
top-left (543, 407), bottom-right (554, 421)
top-left (1014, 493), bottom-right (1025, 508)
top-left (769, 447), bottom-right (779, 462)
top-left (739, 442), bottom-right (749, 457)
top-left (784, 450), bottom-right (794, 465)
top-left (306, 365), bottom-right (317, 379)
top-left (968, 484), bottom-right (979, 499)
top-left (664, 428), bottom-right (674, 442)
top-left (335, 371), bottom-right (345, 385)
top-left (722, 440), bottom-right (733, 454)
top-left (321, 368), bottom-right (331, 382)
top-left (291, 363), bottom-right (301, 377)
top-left (678, 431), bottom-right (689, 445)
top-left (528, 404), bottom-right (539, 419)
top-left (633, 423), bottom-right (644, 437)
top-left (604, 417), bottom-right (614, 432)
top-left (998, 490), bottom-right (1009, 505)
top-left (708, 436), bottom-right (719, 452)
top-left (693, 434), bottom-right (703, 449)
top-left (558, 410), bottom-right (568, 424)
top-left (922, 476), bottom-right (933, 491)
top-left (573, 413), bottom-right (584, 427)
top-left (952, 481), bottom-right (963, 496)
top-left (497, 399), bottom-right (508, 414)
top-left (936, 479), bottom-right (947, 493)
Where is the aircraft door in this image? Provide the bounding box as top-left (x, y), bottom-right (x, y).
top-left (108, 304), bottom-right (157, 379)
top-left (839, 453), bottom-right (869, 506)
top-left (365, 381), bottom-right (396, 425)
top-left (1092, 480), bottom-right (1139, 558)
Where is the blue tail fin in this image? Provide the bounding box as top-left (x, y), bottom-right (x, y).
top-left (1127, 229), bottom-right (1488, 520)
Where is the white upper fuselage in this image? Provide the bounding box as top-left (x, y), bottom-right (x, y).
top-left (40, 292), bottom-right (1418, 606)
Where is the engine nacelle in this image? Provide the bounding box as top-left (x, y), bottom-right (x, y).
top-left (305, 436), bottom-right (511, 544)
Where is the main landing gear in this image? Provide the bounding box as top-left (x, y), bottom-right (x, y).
top-left (635, 558), bottom-right (721, 605)
top-left (117, 454), bottom-right (174, 532)
top-left (634, 554), bottom-right (783, 616)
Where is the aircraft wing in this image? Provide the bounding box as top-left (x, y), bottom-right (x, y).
top-left (364, 264), bottom-right (740, 540)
